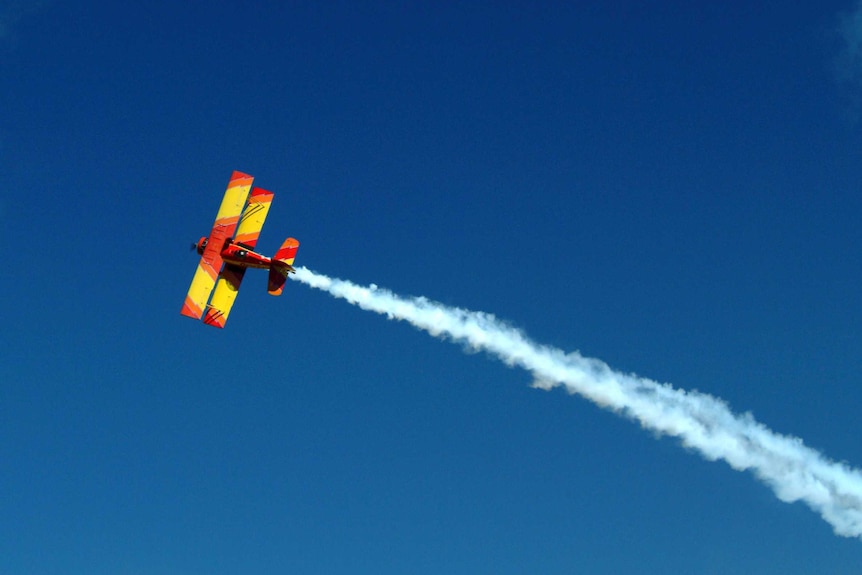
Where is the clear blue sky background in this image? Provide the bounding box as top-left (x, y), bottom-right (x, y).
top-left (3, 2), bottom-right (862, 573)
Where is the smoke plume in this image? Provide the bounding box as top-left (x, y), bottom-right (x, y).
top-left (292, 266), bottom-right (862, 539)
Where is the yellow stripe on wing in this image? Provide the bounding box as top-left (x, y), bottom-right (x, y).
top-left (181, 261), bottom-right (219, 319)
top-left (215, 171), bottom-right (254, 236)
top-left (203, 265), bottom-right (246, 328)
top-left (234, 187), bottom-right (273, 248)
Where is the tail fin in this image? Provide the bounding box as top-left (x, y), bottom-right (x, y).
top-left (268, 237), bottom-right (300, 296)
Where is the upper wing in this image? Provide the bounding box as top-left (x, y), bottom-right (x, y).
top-left (234, 187), bottom-right (273, 248)
top-left (180, 171), bottom-right (254, 320)
top-left (200, 187), bottom-right (274, 327)
top-left (210, 170), bottom-right (255, 239)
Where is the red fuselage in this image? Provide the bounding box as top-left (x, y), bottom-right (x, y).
top-left (196, 236), bottom-right (272, 269)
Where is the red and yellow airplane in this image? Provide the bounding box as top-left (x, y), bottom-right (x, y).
top-left (181, 170), bottom-right (299, 328)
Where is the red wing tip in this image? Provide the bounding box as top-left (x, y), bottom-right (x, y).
top-left (202, 307), bottom-right (227, 328)
top-left (202, 315), bottom-right (226, 328)
top-left (181, 300), bottom-right (203, 320)
top-left (228, 172), bottom-right (254, 188)
top-left (250, 186), bottom-right (273, 199)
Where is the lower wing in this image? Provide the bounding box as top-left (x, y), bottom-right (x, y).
top-left (202, 264), bottom-right (247, 328)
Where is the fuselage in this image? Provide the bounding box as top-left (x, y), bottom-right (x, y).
top-left (196, 236), bottom-right (273, 269)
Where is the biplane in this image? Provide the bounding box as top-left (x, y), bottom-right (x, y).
top-left (181, 170), bottom-right (299, 328)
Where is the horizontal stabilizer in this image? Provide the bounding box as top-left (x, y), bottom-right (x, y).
top-left (274, 237), bottom-right (299, 265)
top-left (268, 237), bottom-right (300, 296)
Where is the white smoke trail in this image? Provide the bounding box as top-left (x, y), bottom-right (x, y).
top-left (291, 266), bottom-right (862, 539)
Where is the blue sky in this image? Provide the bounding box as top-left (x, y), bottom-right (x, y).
top-left (3, 2), bottom-right (862, 573)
